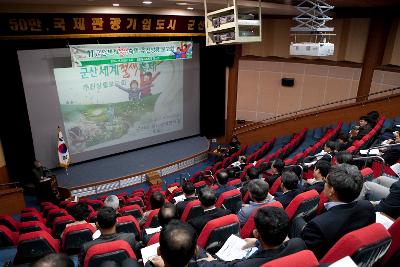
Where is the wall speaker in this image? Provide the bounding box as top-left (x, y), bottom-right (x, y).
top-left (282, 78), bottom-right (295, 87)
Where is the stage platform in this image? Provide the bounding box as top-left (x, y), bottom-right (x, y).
top-left (54, 136), bottom-right (209, 190)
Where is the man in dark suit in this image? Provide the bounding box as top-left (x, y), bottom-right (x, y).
top-left (302, 160), bottom-right (331, 194)
top-left (176, 182), bottom-right (198, 218)
top-left (350, 116), bottom-right (373, 141)
top-left (240, 167), bottom-right (259, 198)
top-left (197, 207), bottom-right (307, 266)
top-left (188, 187), bottom-right (230, 236)
top-left (293, 164), bottom-right (375, 259)
top-left (374, 179), bottom-right (400, 220)
top-left (265, 159), bottom-right (284, 187)
top-left (214, 172), bottom-right (236, 199)
top-left (79, 207), bottom-right (141, 266)
top-left (275, 171), bottom-right (301, 208)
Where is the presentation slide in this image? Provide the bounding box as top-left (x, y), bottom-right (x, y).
top-left (18, 42), bottom-right (200, 168)
top-left (54, 60), bottom-right (183, 154)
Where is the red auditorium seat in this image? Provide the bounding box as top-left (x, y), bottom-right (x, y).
top-left (269, 177), bottom-right (282, 195)
top-left (221, 157), bottom-right (231, 169)
top-left (19, 221), bottom-right (51, 234)
top-left (131, 190), bottom-right (145, 199)
top-left (46, 208), bottom-right (68, 226)
top-left (116, 215), bottom-right (141, 240)
top-left (360, 167), bottom-right (374, 181)
top-left (126, 197), bottom-right (144, 207)
top-left (381, 217), bottom-right (400, 267)
top-left (239, 164), bottom-right (253, 181)
top-left (261, 250), bottom-right (319, 267)
top-left (285, 190), bottom-right (319, 221)
top-left (193, 181), bottom-right (207, 191)
top-left (197, 214), bottom-right (240, 254)
top-left (52, 215), bottom-right (75, 238)
top-left (215, 189), bottom-right (242, 214)
top-left (40, 202), bottom-right (54, 210)
top-left (211, 161), bottom-right (222, 174)
top-left (83, 240), bottom-right (136, 267)
top-left (14, 230), bottom-right (59, 264)
top-left (0, 225), bottom-right (18, 247)
top-left (181, 200), bottom-right (203, 222)
top-left (117, 196), bottom-right (126, 207)
top-left (142, 209), bottom-right (160, 228)
top-left (119, 204), bottom-right (143, 219)
top-left (242, 191), bottom-right (250, 204)
top-left (86, 200), bottom-right (104, 210)
top-left (87, 211), bottom-right (97, 223)
top-left (42, 204), bottom-right (58, 217)
top-left (117, 192), bottom-right (128, 199)
top-left (147, 232), bottom-right (160, 246)
top-left (0, 215), bottom-right (20, 232)
top-left (319, 223), bottom-right (391, 266)
top-left (372, 160), bottom-right (398, 178)
top-left (20, 211), bottom-right (46, 224)
top-left (240, 201), bottom-right (284, 239)
top-left (62, 223), bottom-right (96, 255)
top-left (227, 179), bottom-right (242, 188)
top-left (167, 187), bottom-right (184, 202)
top-left (97, 195), bottom-right (107, 201)
top-left (21, 207), bottom-right (40, 214)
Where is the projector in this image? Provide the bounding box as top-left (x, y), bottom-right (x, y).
top-left (290, 42), bottom-right (334, 57)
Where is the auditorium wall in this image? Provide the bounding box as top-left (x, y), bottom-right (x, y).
top-left (0, 139), bottom-right (9, 184)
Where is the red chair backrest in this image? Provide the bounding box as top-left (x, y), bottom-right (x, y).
top-left (285, 190), bottom-right (319, 221)
top-left (143, 209), bottom-right (160, 229)
top-left (167, 187), bottom-right (184, 202)
top-left (19, 221), bottom-right (51, 234)
top-left (317, 192), bottom-right (328, 215)
top-left (319, 223), bottom-right (391, 265)
top-left (0, 225), bottom-right (18, 247)
top-left (215, 189), bottom-right (242, 214)
top-left (62, 223), bottom-right (96, 253)
top-left (20, 212), bottom-right (46, 224)
top-left (181, 200), bottom-right (203, 222)
top-left (0, 215), bottom-right (20, 232)
top-left (116, 215), bottom-right (141, 239)
top-left (269, 177), bottom-right (282, 195)
top-left (381, 217), bottom-right (400, 266)
top-left (240, 201), bottom-right (284, 239)
top-left (197, 214), bottom-right (240, 249)
top-left (83, 240), bottom-right (136, 267)
top-left (227, 179), bottom-right (241, 187)
top-left (242, 191), bottom-right (250, 204)
top-left (147, 232), bottom-right (160, 246)
top-left (261, 250), bottom-right (319, 267)
top-left (52, 215), bottom-right (75, 237)
top-left (119, 204), bottom-right (143, 219)
top-left (126, 197), bottom-right (144, 207)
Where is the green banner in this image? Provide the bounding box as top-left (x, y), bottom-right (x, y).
top-left (71, 41), bottom-right (192, 67)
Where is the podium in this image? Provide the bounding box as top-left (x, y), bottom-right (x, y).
top-left (0, 186), bottom-right (25, 215)
top-left (146, 171), bottom-right (162, 186)
top-left (37, 175), bottom-right (70, 202)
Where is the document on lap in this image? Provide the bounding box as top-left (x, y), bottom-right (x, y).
top-left (215, 234), bottom-right (258, 261)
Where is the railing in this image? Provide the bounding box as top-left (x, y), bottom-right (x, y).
top-left (235, 87), bottom-right (400, 134)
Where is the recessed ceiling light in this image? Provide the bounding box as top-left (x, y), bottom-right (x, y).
top-left (142, 1), bottom-right (152, 4)
top-left (187, 7), bottom-right (194, 10)
top-left (112, 3), bottom-right (120, 6)
top-left (176, 2), bottom-right (188, 5)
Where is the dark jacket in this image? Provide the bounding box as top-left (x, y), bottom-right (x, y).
top-left (266, 173), bottom-right (281, 187)
top-left (382, 147), bottom-right (400, 166)
top-left (303, 181), bottom-right (325, 194)
top-left (301, 200), bottom-right (376, 259)
top-left (375, 180), bottom-right (400, 220)
top-left (197, 238), bottom-right (307, 267)
top-left (215, 185), bottom-right (236, 199)
top-left (188, 208), bottom-right (230, 236)
top-left (355, 123), bottom-right (373, 140)
top-left (176, 196), bottom-right (198, 218)
top-left (275, 189), bottom-right (301, 208)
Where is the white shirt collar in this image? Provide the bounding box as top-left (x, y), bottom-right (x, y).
top-left (324, 201), bottom-right (347, 210)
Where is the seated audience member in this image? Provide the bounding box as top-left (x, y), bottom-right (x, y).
top-left (337, 133), bottom-right (350, 151)
top-left (188, 187), bottom-right (230, 236)
top-left (366, 110), bottom-right (380, 125)
top-left (240, 167), bottom-right (260, 197)
top-left (92, 194), bottom-right (122, 239)
top-left (304, 141), bottom-right (336, 170)
top-left (143, 203), bottom-right (179, 244)
top-left (80, 207), bottom-right (140, 266)
top-left (61, 202), bottom-right (92, 238)
top-left (335, 151), bottom-right (353, 164)
top-left (257, 161), bottom-right (269, 179)
top-left (237, 179), bottom-right (274, 225)
top-left (350, 116), bottom-right (373, 141)
top-left (215, 171), bottom-right (236, 199)
top-left (265, 159), bottom-right (284, 187)
top-left (227, 156), bottom-right (247, 175)
top-left (33, 253), bottom-right (74, 267)
top-left (147, 221), bottom-right (198, 267)
top-left (303, 161), bottom-right (331, 194)
top-left (228, 135), bottom-right (241, 155)
top-left (360, 176), bottom-right (400, 220)
top-left (379, 131), bottom-right (400, 165)
top-left (198, 207), bottom-right (307, 266)
top-left (275, 171), bottom-right (301, 208)
top-left (140, 191), bottom-right (165, 227)
top-left (293, 164), bottom-right (375, 259)
top-left (176, 182), bottom-right (198, 217)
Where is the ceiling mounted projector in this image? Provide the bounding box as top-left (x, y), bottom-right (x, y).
top-left (290, 42), bottom-right (334, 57)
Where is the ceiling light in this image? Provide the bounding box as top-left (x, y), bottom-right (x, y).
top-left (142, 1), bottom-right (152, 4)
top-left (112, 3), bottom-right (120, 6)
top-left (187, 7), bottom-right (194, 10)
top-left (176, 2), bottom-right (188, 5)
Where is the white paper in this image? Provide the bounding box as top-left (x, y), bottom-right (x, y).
top-left (230, 161), bottom-right (241, 168)
top-left (145, 226), bottom-right (162, 235)
top-left (360, 149), bottom-right (380, 155)
top-left (376, 212), bottom-right (394, 229)
top-left (390, 163), bottom-right (400, 177)
top-left (215, 234), bottom-right (257, 261)
top-left (329, 256), bottom-right (357, 267)
top-left (174, 194), bottom-right (186, 203)
top-left (92, 230), bottom-right (100, 240)
top-left (141, 242), bottom-right (160, 265)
